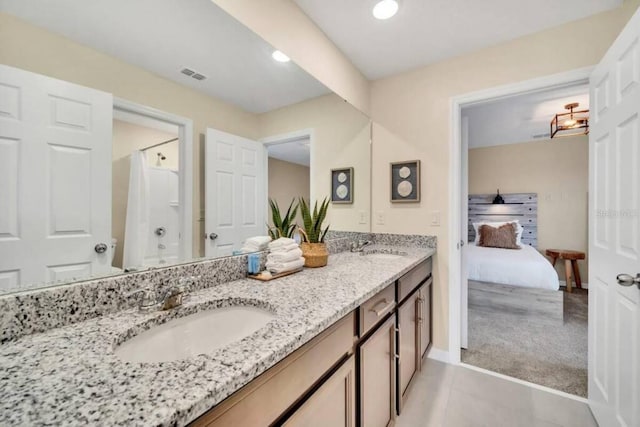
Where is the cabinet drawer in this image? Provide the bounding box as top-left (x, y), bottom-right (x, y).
top-left (398, 258), bottom-right (432, 303)
top-left (359, 284), bottom-right (395, 336)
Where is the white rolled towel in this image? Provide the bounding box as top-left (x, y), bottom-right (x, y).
top-left (265, 257), bottom-right (305, 274)
top-left (268, 237), bottom-right (296, 250)
top-left (267, 248), bottom-right (303, 263)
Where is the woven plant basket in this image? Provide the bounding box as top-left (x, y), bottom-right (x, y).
top-left (298, 229), bottom-right (329, 268)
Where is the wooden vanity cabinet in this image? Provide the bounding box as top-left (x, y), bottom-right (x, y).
top-left (418, 277), bottom-right (433, 362)
top-left (395, 261), bottom-right (433, 415)
top-left (359, 314), bottom-right (397, 427)
top-left (283, 356), bottom-right (356, 427)
top-left (397, 289), bottom-right (420, 412)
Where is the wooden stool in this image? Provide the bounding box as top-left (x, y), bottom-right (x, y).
top-left (545, 249), bottom-right (586, 293)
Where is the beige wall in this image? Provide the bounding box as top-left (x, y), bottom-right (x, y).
top-left (258, 94), bottom-right (371, 232)
top-left (370, 2), bottom-right (639, 351)
top-left (268, 157), bottom-right (310, 226)
top-left (111, 120), bottom-right (179, 268)
top-left (468, 136), bottom-right (589, 282)
top-left (0, 12), bottom-right (259, 258)
top-left (213, 0), bottom-right (370, 116)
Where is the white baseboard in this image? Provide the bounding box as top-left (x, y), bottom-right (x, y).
top-left (559, 280), bottom-right (589, 289)
top-left (427, 347), bottom-right (451, 363)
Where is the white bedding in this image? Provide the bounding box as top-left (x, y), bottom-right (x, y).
top-left (467, 243), bottom-right (560, 290)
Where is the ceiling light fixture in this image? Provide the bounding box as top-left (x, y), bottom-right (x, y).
top-left (550, 102), bottom-right (589, 138)
top-left (272, 50), bottom-right (291, 63)
top-left (373, 0), bottom-right (399, 20)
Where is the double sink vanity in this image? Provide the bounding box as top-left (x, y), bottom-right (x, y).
top-left (0, 240), bottom-right (435, 426)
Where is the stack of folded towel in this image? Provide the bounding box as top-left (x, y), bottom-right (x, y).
top-left (265, 237), bottom-right (305, 274)
top-left (241, 236), bottom-right (272, 253)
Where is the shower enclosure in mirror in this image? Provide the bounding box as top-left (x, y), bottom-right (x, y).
top-left (0, 0), bottom-right (371, 294)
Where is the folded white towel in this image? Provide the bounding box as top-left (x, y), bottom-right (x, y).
top-left (268, 237), bottom-right (296, 249)
top-left (245, 236), bottom-right (272, 246)
top-left (270, 243), bottom-right (300, 253)
top-left (265, 257), bottom-right (305, 274)
top-left (267, 248), bottom-right (303, 263)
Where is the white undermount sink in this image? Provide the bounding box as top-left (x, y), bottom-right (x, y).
top-left (115, 306), bottom-right (276, 363)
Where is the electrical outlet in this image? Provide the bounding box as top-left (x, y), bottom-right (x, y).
top-left (375, 211), bottom-right (385, 225)
top-left (430, 210), bottom-right (440, 226)
top-left (359, 211), bottom-right (368, 224)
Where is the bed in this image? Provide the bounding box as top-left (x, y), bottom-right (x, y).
top-left (466, 192), bottom-right (562, 320)
top-left (467, 243), bottom-right (559, 290)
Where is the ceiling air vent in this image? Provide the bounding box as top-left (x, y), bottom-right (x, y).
top-left (181, 68), bottom-right (207, 81)
top-left (532, 132), bottom-right (550, 139)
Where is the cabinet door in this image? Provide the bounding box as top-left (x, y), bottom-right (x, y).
top-left (398, 290), bottom-right (420, 412)
top-left (419, 278), bottom-right (433, 361)
top-left (283, 356), bottom-right (356, 427)
top-left (359, 314), bottom-right (396, 427)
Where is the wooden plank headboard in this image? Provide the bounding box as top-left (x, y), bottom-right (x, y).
top-left (468, 193), bottom-right (538, 247)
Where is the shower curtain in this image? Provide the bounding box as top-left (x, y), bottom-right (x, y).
top-left (122, 150), bottom-right (150, 271)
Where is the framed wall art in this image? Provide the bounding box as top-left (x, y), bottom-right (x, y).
top-left (391, 160), bottom-right (420, 203)
top-left (331, 167), bottom-right (353, 204)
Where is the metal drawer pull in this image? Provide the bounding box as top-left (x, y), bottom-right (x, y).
top-left (369, 298), bottom-right (394, 317)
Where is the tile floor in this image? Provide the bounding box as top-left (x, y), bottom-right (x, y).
top-left (395, 359), bottom-right (597, 427)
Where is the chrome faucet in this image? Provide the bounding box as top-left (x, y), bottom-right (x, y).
top-left (127, 276), bottom-right (199, 312)
top-left (350, 240), bottom-right (373, 252)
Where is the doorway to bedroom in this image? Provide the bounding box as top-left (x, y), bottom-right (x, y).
top-left (459, 80), bottom-right (590, 397)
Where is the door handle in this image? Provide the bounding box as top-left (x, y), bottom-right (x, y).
top-left (617, 273), bottom-right (640, 289)
top-left (208, 233), bottom-right (218, 240)
top-left (94, 243), bottom-right (108, 254)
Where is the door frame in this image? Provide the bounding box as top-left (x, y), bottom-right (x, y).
top-left (113, 98), bottom-right (193, 262)
top-left (447, 66), bottom-right (593, 364)
top-left (260, 128), bottom-right (315, 212)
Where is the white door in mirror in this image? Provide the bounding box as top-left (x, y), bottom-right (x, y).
top-left (0, 64), bottom-right (112, 291)
top-left (588, 7), bottom-right (640, 426)
top-left (205, 128), bottom-right (266, 258)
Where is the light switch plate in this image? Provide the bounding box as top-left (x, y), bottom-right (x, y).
top-left (430, 210), bottom-right (440, 226)
top-left (359, 211), bottom-right (368, 224)
top-left (375, 211), bottom-right (385, 225)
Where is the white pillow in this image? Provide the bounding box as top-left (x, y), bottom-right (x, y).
top-left (473, 221), bottom-right (524, 246)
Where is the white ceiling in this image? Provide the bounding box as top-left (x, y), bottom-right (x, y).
top-left (0, 0), bottom-right (330, 113)
top-left (267, 138), bottom-right (311, 167)
top-left (294, 0), bottom-right (622, 79)
top-left (463, 84), bottom-right (590, 149)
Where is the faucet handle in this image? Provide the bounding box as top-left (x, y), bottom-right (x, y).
top-left (126, 286), bottom-right (158, 311)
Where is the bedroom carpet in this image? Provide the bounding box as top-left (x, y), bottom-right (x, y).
top-left (461, 287), bottom-right (588, 397)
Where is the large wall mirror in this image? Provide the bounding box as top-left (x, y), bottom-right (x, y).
top-left (0, 0), bottom-right (371, 295)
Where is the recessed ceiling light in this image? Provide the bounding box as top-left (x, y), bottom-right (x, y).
top-left (272, 50), bottom-right (291, 63)
top-left (373, 0), bottom-right (399, 20)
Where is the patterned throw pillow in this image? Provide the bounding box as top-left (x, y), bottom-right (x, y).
top-left (478, 223), bottom-right (520, 250)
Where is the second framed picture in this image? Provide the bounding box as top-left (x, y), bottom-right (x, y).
top-left (391, 160), bottom-right (420, 203)
top-left (331, 167), bottom-right (353, 204)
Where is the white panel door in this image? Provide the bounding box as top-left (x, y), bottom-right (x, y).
top-left (461, 115), bottom-right (470, 349)
top-left (205, 128), bottom-right (266, 258)
top-left (588, 7), bottom-right (640, 427)
top-left (0, 64), bottom-right (112, 291)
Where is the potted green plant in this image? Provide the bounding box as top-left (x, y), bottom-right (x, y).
top-left (298, 197), bottom-right (330, 267)
top-left (267, 198), bottom-right (298, 240)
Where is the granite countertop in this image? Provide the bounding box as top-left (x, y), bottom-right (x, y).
top-left (0, 246), bottom-right (435, 426)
